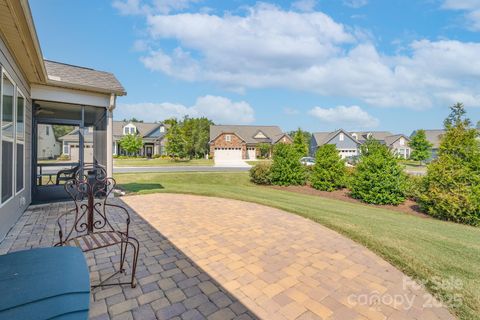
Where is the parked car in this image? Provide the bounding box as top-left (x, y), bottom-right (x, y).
top-left (300, 157), bottom-right (315, 166)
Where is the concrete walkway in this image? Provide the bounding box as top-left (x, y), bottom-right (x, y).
top-left (124, 194), bottom-right (454, 320)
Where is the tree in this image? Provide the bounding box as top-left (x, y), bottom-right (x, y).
top-left (52, 125), bottom-right (73, 140)
top-left (257, 143), bottom-right (271, 158)
top-left (310, 144), bottom-right (346, 191)
top-left (409, 129), bottom-right (433, 162)
top-left (122, 117), bottom-right (143, 123)
top-left (119, 134), bottom-right (143, 155)
top-left (288, 129), bottom-right (311, 146)
top-left (350, 139), bottom-right (408, 205)
top-left (476, 120), bottom-right (480, 130)
top-left (292, 128), bottom-right (309, 157)
top-left (269, 143), bottom-right (306, 186)
top-left (182, 117), bottom-right (213, 159)
top-left (419, 103), bottom-right (480, 225)
top-left (165, 120), bottom-right (186, 158)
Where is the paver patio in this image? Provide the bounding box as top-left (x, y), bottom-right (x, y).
top-left (0, 194), bottom-right (454, 319)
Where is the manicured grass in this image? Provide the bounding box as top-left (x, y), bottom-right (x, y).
top-left (113, 158), bottom-right (213, 167)
top-left (115, 172), bottom-right (480, 319)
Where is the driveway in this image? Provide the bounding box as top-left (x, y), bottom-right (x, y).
top-left (124, 194), bottom-right (453, 320)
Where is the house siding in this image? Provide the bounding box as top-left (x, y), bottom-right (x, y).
top-left (0, 35), bottom-right (32, 240)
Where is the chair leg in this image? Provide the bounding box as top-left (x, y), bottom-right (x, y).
top-left (119, 240), bottom-right (127, 273)
top-left (127, 238), bottom-right (140, 288)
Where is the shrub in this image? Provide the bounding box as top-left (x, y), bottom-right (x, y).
top-left (249, 162), bottom-right (272, 185)
top-left (418, 103), bottom-right (480, 225)
top-left (310, 144), bottom-right (346, 191)
top-left (269, 143), bottom-right (306, 186)
top-left (153, 154), bottom-right (161, 159)
top-left (57, 154), bottom-right (70, 161)
top-left (404, 175), bottom-right (424, 200)
top-left (350, 140), bottom-right (408, 205)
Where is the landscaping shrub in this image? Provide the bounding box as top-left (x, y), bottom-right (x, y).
top-left (418, 103), bottom-right (480, 226)
top-left (310, 144), bottom-right (346, 191)
top-left (404, 175), bottom-right (424, 200)
top-left (269, 143), bottom-right (306, 186)
top-left (153, 154), bottom-right (161, 159)
top-left (350, 140), bottom-right (407, 205)
top-left (249, 162), bottom-right (272, 185)
top-left (57, 154), bottom-right (70, 161)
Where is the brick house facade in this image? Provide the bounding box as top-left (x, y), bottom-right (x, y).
top-left (209, 125), bottom-right (292, 162)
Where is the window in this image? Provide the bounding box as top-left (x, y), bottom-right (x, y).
top-left (16, 90), bottom-right (25, 193)
top-left (339, 133), bottom-right (344, 141)
top-left (225, 134), bottom-right (231, 142)
top-left (160, 126), bottom-right (165, 133)
top-left (63, 141), bottom-right (70, 155)
top-left (399, 137), bottom-right (405, 146)
top-left (123, 124), bottom-right (136, 135)
top-left (1, 72), bottom-right (14, 203)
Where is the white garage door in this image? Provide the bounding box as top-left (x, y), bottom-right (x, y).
top-left (215, 148), bottom-right (242, 162)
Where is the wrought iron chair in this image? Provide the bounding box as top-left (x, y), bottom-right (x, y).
top-left (55, 164), bottom-right (139, 288)
top-left (55, 164), bottom-right (80, 185)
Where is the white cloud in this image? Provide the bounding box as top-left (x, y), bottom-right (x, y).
top-left (118, 2), bottom-right (480, 110)
top-left (343, 0), bottom-right (368, 9)
top-left (116, 95), bottom-right (255, 124)
top-left (309, 105), bottom-right (379, 128)
top-left (442, 0), bottom-right (480, 31)
top-left (292, 0), bottom-right (317, 12)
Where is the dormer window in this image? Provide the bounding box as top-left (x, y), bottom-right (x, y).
top-left (399, 137), bottom-right (405, 146)
top-left (160, 126), bottom-right (165, 133)
top-left (351, 133), bottom-right (357, 140)
top-left (225, 134), bottom-right (232, 142)
top-left (367, 132), bottom-right (373, 139)
top-left (123, 124), bottom-right (136, 135)
top-left (339, 133), bottom-right (344, 141)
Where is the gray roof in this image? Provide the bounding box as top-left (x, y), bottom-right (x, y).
top-left (44, 60), bottom-right (126, 95)
top-left (210, 125), bottom-right (289, 144)
top-left (313, 129), bottom-right (408, 147)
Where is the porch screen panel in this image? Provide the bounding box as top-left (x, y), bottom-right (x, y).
top-left (1, 74), bottom-right (14, 202)
top-left (16, 94), bottom-right (25, 192)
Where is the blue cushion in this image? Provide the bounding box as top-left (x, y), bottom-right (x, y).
top-left (0, 247), bottom-right (90, 320)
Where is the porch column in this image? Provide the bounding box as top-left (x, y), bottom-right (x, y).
top-left (107, 94), bottom-right (116, 179)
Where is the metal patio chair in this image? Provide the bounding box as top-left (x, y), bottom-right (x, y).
top-left (54, 164), bottom-right (139, 288)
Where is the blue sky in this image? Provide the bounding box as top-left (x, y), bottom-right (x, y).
top-left (30, 0), bottom-right (480, 134)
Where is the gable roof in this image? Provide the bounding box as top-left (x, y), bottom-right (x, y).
top-left (411, 129), bottom-right (445, 149)
top-left (312, 129), bottom-right (360, 146)
top-left (384, 134), bottom-right (409, 146)
top-left (113, 121), bottom-right (165, 138)
top-left (210, 125), bottom-right (287, 144)
top-left (44, 60), bottom-right (126, 96)
top-left (350, 131), bottom-right (393, 142)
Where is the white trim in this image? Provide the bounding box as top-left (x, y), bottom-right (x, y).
top-left (0, 68), bottom-right (16, 207)
top-left (15, 88), bottom-right (26, 195)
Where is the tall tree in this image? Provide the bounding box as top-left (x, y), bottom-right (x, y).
top-left (409, 129), bottom-right (433, 162)
top-left (118, 134), bottom-right (143, 155)
top-left (292, 128), bottom-right (309, 157)
top-left (419, 103), bottom-right (480, 225)
top-left (165, 120), bottom-right (186, 158)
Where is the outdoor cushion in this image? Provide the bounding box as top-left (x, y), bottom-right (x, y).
top-left (0, 247), bottom-right (90, 320)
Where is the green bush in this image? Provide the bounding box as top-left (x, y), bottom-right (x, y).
top-left (153, 154), bottom-right (161, 159)
top-left (249, 162), bottom-right (272, 185)
top-left (404, 175), bottom-right (424, 200)
top-left (269, 143), bottom-right (306, 186)
top-left (57, 154), bottom-right (70, 161)
top-left (350, 140), bottom-right (408, 205)
top-left (418, 104), bottom-right (480, 225)
top-left (310, 144), bottom-right (346, 191)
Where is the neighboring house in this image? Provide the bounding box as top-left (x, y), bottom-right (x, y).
top-left (36, 124), bottom-right (61, 160)
top-left (310, 129), bottom-right (411, 159)
top-left (114, 121), bottom-right (168, 157)
top-left (0, 1), bottom-right (125, 239)
top-left (410, 129), bottom-right (445, 160)
top-left (60, 121), bottom-right (169, 159)
top-left (209, 125), bottom-right (292, 162)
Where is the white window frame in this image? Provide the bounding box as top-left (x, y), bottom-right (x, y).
top-left (63, 141), bottom-right (70, 155)
top-left (160, 126), bottom-right (165, 133)
top-left (399, 137), bottom-right (405, 146)
top-left (0, 68), bottom-right (16, 206)
top-left (339, 133), bottom-right (344, 141)
top-left (15, 88), bottom-right (26, 195)
top-left (225, 134), bottom-right (232, 142)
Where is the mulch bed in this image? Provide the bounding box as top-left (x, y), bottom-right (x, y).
top-left (269, 185), bottom-right (431, 219)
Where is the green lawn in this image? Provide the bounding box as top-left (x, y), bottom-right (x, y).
top-left (113, 158), bottom-right (213, 167)
top-left (246, 160), bottom-right (272, 166)
top-left (115, 172), bottom-right (480, 319)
